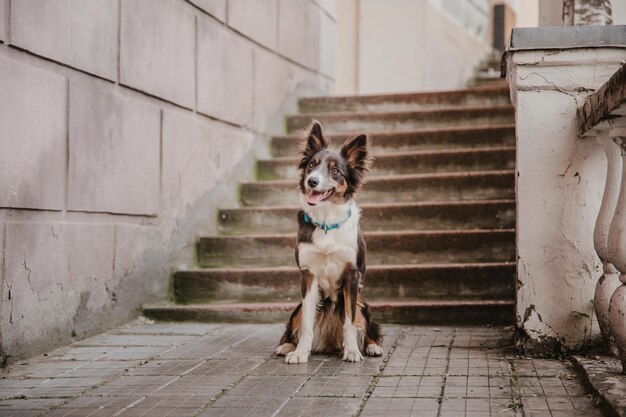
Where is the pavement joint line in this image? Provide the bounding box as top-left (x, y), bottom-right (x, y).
top-left (506, 358), bottom-right (523, 414)
top-left (435, 328), bottom-right (456, 417)
top-left (356, 327), bottom-right (407, 416)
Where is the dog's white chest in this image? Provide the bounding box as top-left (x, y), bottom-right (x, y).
top-left (298, 222), bottom-right (359, 298)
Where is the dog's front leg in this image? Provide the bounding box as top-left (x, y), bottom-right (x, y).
top-left (342, 268), bottom-right (364, 362)
top-left (285, 270), bottom-right (318, 364)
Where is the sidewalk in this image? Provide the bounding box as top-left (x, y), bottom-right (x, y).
top-left (0, 321), bottom-right (603, 417)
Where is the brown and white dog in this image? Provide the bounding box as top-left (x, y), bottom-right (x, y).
top-left (275, 121), bottom-right (383, 364)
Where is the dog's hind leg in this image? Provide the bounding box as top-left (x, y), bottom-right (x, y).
top-left (285, 271), bottom-right (318, 364)
top-left (362, 301), bottom-right (384, 357)
top-left (275, 303), bottom-right (301, 356)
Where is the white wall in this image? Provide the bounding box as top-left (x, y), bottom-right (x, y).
top-left (348, 0), bottom-right (491, 94)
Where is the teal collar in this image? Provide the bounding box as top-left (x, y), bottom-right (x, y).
top-left (303, 207), bottom-right (352, 232)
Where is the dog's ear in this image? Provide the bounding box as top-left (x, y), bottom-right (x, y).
top-left (298, 121), bottom-right (328, 170)
top-left (340, 134), bottom-right (373, 178)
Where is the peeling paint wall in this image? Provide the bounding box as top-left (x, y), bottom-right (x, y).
top-left (507, 48), bottom-right (626, 350)
top-left (0, 0), bottom-right (335, 363)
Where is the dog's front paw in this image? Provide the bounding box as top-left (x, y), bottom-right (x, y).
top-left (275, 343), bottom-right (295, 356)
top-left (365, 343), bottom-right (384, 357)
top-left (342, 348), bottom-right (364, 362)
top-left (285, 350), bottom-right (309, 364)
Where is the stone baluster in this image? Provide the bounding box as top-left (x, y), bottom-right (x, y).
top-left (593, 130), bottom-right (622, 355)
top-left (608, 123), bottom-right (626, 372)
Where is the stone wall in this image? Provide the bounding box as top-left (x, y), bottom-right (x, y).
top-left (0, 0), bottom-right (335, 362)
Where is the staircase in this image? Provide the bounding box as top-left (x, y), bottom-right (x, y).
top-left (144, 80), bottom-right (517, 325)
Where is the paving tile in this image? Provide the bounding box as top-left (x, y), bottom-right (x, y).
top-left (296, 375), bottom-right (372, 397)
top-left (0, 398), bottom-right (64, 415)
top-left (360, 397), bottom-right (440, 417)
top-left (276, 397), bottom-right (361, 416)
top-left (75, 334), bottom-right (197, 347)
top-left (253, 356), bottom-right (328, 376)
top-left (22, 377), bottom-right (104, 398)
top-left (117, 322), bottom-right (221, 336)
top-left (0, 378), bottom-right (42, 399)
top-left (87, 375), bottom-right (175, 396)
top-left (199, 395), bottom-right (289, 417)
top-left (225, 375), bottom-right (308, 397)
top-left (371, 375), bottom-right (444, 398)
top-left (125, 359), bottom-right (204, 376)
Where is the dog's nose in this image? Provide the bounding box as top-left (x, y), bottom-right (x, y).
top-left (307, 177), bottom-right (319, 188)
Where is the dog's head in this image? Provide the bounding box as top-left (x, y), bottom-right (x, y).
top-left (298, 121), bottom-right (373, 207)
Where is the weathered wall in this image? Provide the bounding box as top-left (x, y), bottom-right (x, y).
top-left (0, 0), bottom-right (334, 362)
top-left (507, 45), bottom-right (626, 350)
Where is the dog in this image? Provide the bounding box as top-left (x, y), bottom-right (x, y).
top-left (275, 121), bottom-right (383, 364)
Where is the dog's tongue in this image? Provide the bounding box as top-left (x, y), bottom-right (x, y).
top-left (307, 191), bottom-right (325, 206)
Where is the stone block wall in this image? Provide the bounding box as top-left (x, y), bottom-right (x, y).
top-left (0, 0), bottom-right (334, 362)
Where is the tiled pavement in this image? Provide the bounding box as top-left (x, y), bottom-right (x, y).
top-left (0, 320), bottom-right (605, 417)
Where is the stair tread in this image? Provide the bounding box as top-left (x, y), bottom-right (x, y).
top-left (287, 103), bottom-right (514, 119)
top-left (243, 169), bottom-right (515, 186)
top-left (221, 198), bottom-right (516, 212)
top-left (272, 124), bottom-right (515, 140)
top-left (199, 228), bottom-right (515, 241)
top-left (177, 261), bottom-right (516, 274)
top-left (145, 299), bottom-right (515, 311)
top-left (299, 84), bottom-right (509, 104)
top-left (260, 145), bottom-right (516, 164)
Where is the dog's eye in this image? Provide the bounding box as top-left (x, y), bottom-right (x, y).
top-left (332, 167), bottom-right (339, 175)
top-left (309, 161), bottom-right (316, 168)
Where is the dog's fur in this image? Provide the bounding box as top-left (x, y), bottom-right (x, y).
top-left (275, 121), bottom-right (383, 364)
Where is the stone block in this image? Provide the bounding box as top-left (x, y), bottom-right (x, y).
top-left (114, 225), bottom-right (167, 307)
top-left (68, 81), bottom-right (160, 215)
top-left (197, 18), bottom-right (254, 126)
top-left (120, 0), bottom-right (195, 108)
top-left (10, 0), bottom-right (118, 80)
top-left (0, 55), bottom-right (66, 210)
top-left (2, 223), bottom-right (114, 359)
top-left (319, 11), bottom-right (336, 79)
top-left (227, 0), bottom-right (278, 50)
top-left (189, 0), bottom-right (226, 22)
top-left (278, 0), bottom-right (320, 70)
top-left (252, 47), bottom-right (331, 133)
top-left (316, 0), bottom-right (337, 19)
top-left (0, 0), bottom-right (6, 42)
top-left (161, 110), bottom-right (254, 235)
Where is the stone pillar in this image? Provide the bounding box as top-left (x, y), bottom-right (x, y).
top-left (593, 130), bottom-right (622, 355)
top-left (608, 126), bottom-right (626, 372)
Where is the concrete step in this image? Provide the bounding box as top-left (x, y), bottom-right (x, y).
top-left (286, 105), bottom-right (514, 133)
top-left (143, 299), bottom-right (515, 325)
top-left (258, 146), bottom-right (515, 180)
top-left (173, 262), bottom-right (516, 304)
top-left (298, 84), bottom-right (510, 113)
top-left (240, 170), bottom-right (515, 206)
top-left (196, 229), bottom-right (515, 268)
top-left (218, 200), bottom-right (516, 235)
top-left (271, 125), bottom-right (515, 157)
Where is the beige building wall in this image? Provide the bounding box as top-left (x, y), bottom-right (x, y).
top-left (336, 0), bottom-right (493, 95)
top-left (0, 0), bottom-right (335, 362)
